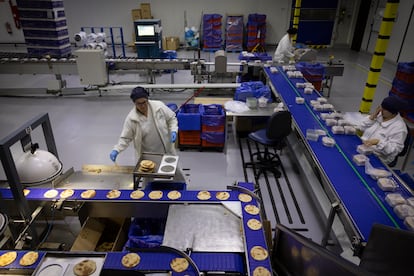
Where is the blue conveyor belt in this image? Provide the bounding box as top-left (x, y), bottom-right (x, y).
top-left (265, 67), bottom-right (412, 241)
top-left (0, 182), bottom-right (272, 274)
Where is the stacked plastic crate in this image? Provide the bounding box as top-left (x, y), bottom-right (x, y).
top-left (177, 104), bottom-right (201, 150)
top-left (246, 14), bottom-right (266, 51)
top-left (296, 62), bottom-right (325, 91)
top-left (390, 62), bottom-right (414, 123)
top-left (200, 104), bottom-right (226, 150)
top-left (17, 0), bottom-right (71, 57)
top-left (203, 14), bottom-right (222, 51)
top-left (225, 15), bottom-right (243, 52)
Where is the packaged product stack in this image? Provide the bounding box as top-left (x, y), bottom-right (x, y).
top-left (177, 104), bottom-right (201, 149)
top-left (225, 15), bottom-right (243, 52)
top-left (203, 14), bottom-right (223, 50)
top-left (17, 0), bottom-right (71, 57)
top-left (246, 14), bottom-right (266, 51)
top-left (200, 104), bottom-right (226, 150)
top-left (389, 62), bottom-right (414, 123)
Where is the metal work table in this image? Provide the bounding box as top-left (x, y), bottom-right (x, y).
top-left (323, 63), bottom-right (345, 97)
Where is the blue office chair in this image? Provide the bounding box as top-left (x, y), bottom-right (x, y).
top-left (245, 110), bottom-right (292, 178)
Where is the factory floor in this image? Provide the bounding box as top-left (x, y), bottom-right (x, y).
top-left (0, 45), bottom-right (413, 262)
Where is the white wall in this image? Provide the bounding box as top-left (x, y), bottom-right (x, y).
top-left (0, 0), bottom-right (412, 63)
top-left (361, 0), bottom-right (414, 63)
top-left (0, 0), bottom-right (291, 46)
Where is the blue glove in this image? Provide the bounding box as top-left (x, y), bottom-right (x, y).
top-left (110, 150), bottom-right (118, 162)
top-left (171, 131), bottom-right (177, 143)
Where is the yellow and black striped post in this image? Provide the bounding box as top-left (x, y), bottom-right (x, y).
top-left (359, 0), bottom-right (399, 113)
top-left (292, 0), bottom-right (302, 44)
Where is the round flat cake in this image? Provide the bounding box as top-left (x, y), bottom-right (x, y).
top-left (81, 189), bottom-right (96, 199)
top-left (138, 159), bottom-right (156, 173)
top-left (130, 190), bottom-right (145, 199)
top-left (238, 193), bottom-right (252, 203)
top-left (250, 246), bottom-right (268, 261)
top-left (170, 257), bottom-right (189, 272)
top-left (73, 259), bottom-right (96, 276)
top-left (60, 189), bottom-right (74, 199)
top-left (167, 190), bottom-right (181, 200)
top-left (0, 251), bottom-right (17, 267)
top-left (19, 251), bottom-right (38, 266)
top-left (216, 191), bottom-right (230, 200)
top-left (253, 266), bottom-right (271, 276)
top-left (247, 218), bottom-right (262, 230)
top-left (197, 190), bottom-right (211, 200)
top-left (106, 189), bottom-right (121, 199)
top-left (43, 189), bottom-right (58, 198)
top-left (121, 252), bottom-right (140, 268)
top-left (148, 190), bottom-right (163, 200)
top-left (244, 204), bottom-right (260, 215)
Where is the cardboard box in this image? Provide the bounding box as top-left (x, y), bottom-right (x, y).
top-left (71, 217), bottom-right (130, 252)
top-left (164, 36), bottom-right (180, 50)
top-left (131, 9), bottom-right (142, 21)
top-left (140, 3), bottom-right (151, 19)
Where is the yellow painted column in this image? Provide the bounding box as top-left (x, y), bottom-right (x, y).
top-left (292, 0), bottom-right (302, 44)
top-left (359, 0), bottom-right (399, 113)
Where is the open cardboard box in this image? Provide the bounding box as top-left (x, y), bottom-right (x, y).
top-left (71, 217), bottom-right (130, 252)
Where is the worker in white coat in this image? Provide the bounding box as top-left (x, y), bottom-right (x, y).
top-left (359, 96), bottom-right (408, 164)
top-left (110, 86), bottom-right (185, 184)
top-left (273, 28), bottom-right (298, 63)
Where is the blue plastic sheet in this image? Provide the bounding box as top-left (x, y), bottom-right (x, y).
top-left (234, 81), bottom-right (272, 102)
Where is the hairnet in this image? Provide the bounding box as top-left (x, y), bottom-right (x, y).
top-left (130, 86), bottom-right (149, 102)
top-left (381, 96), bottom-right (402, 114)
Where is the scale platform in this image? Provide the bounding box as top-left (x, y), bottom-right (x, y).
top-left (133, 153), bottom-right (179, 189)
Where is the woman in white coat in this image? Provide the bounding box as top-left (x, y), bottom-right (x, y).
top-left (110, 86), bottom-right (185, 184)
top-left (273, 28), bottom-right (297, 63)
top-left (359, 96), bottom-right (408, 164)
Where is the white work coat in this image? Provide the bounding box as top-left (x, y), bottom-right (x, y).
top-left (113, 100), bottom-right (178, 159)
top-left (274, 33), bottom-right (295, 62)
top-left (360, 113), bottom-right (408, 164)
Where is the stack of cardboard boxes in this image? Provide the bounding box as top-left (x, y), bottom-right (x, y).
top-left (131, 3), bottom-right (152, 21)
top-left (130, 3), bottom-right (180, 51)
top-left (130, 3), bottom-right (153, 48)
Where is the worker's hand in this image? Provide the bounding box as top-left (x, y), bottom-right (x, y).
top-left (110, 150), bottom-right (118, 162)
top-left (171, 131), bottom-right (177, 143)
top-left (370, 106), bottom-right (382, 120)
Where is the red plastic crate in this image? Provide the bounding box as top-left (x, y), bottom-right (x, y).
top-left (202, 124), bottom-right (225, 132)
top-left (201, 140), bottom-right (224, 148)
top-left (178, 130), bottom-right (201, 145)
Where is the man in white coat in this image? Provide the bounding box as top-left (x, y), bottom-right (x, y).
top-left (110, 86), bottom-right (185, 185)
top-left (273, 28), bottom-right (298, 63)
top-left (359, 96), bottom-right (408, 164)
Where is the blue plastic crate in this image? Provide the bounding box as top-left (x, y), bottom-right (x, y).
top-left (200, 104), bottom-right (225, 126)
top-left (177, 104), bottom-right (201, 131)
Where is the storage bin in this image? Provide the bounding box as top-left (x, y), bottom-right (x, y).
top-left (178, 130), bottom-right (201, 146)
top-left (200, 104), bottom-right (225, 127)
top-left (177, 104), bottom-right (201, 131)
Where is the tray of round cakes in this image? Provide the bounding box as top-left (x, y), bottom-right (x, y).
top-left (133, 153), bottom-right (179, 179)
top-left (31, 253), bottom-right (105, 276)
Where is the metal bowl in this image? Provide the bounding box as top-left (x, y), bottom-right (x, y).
top-left (15, 150), bottom-right (63, 185)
